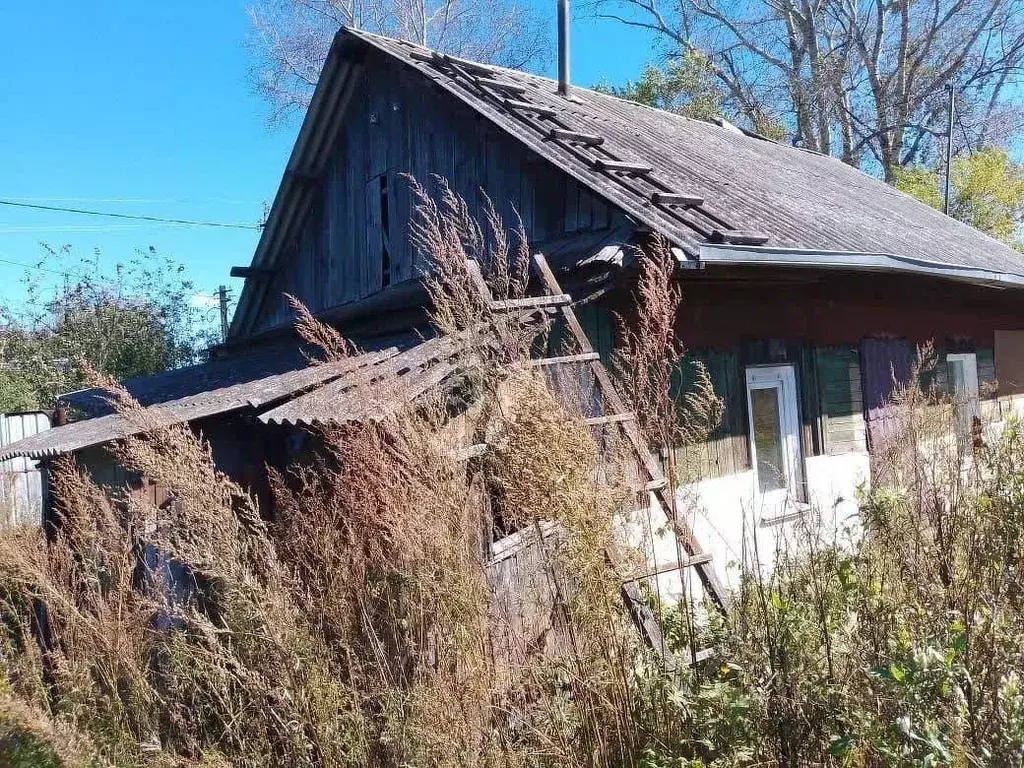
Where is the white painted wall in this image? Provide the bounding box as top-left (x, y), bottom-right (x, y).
top-left (621, 450), bottom-right (870, 602)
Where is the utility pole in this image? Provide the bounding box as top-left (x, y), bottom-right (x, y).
top-left (944, 84), bottom-right (955, 216)
top-left (217, 285), bottom-right (230, 342)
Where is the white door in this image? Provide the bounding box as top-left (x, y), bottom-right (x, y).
top-left (745, 365), bottom-right (802, 518)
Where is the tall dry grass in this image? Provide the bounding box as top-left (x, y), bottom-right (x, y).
top-left (2, 177), bottom-right (1022, 767)
top-left (0, 180), bottom-right (681, 766)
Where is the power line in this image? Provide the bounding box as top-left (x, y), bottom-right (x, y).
top-left (0, 255), bottom-right (80, 278)
top-left (0, 199), bottom-right (262, 230)
top-left (3, 196), bottom-right (260, 205)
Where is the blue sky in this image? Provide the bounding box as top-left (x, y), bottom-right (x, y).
top-left (0, 2), bottom-right (657, 314)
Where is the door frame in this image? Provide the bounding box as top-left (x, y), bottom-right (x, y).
top-left (744, 364), bottom-right (803, 515)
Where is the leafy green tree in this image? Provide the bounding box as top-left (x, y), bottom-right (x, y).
top-left (595, 53), bottom-right (786, 140)
top-left (0, 246), bottom-right (216, 413)
top-left (894, 148), bottom-right (1024, 249)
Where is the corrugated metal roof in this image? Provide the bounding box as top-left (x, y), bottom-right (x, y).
top-left (0, 318), bottom-right (520, 459)
top-left (259, 330), bottom-right (484, 425)
top-left (62, 330), bottom-right (422, 415)
top-left (230, 27), bottom-right (1024, 339)
top-left (0, 348), bottom-right (401, 460)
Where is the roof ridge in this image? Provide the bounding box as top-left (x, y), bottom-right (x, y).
top-left (344, 28), bottom-right (806, 155)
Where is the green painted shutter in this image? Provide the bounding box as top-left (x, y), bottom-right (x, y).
top-left (574, 303), bottom-right (616, 365)
top-left (978, 348), bottom-right (996, 393)
top-left (674, 347), bottom-right (748, 479)
top-left (815, 346), bottom-right (866, 455)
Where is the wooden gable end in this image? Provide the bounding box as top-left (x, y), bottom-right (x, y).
top-left (250, 52), bottom-right (623, 335)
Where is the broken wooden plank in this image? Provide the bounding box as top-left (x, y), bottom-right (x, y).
top-left (548, 128), bottom-right (604, 146)
top-left (475, 77), bottom-right (526, 95)
top-left (593, 159), bottom-right (653, 175)
top-left (442, 54), bottom-right (496, 76)
top-left (504, 99), bottom-right (557, 118)
top-left (651, 192), bottom-right (704, 207)
top-left (620, 572), bottom-right (676, 672)
top-left (680, 647), bottom-right (716, 666)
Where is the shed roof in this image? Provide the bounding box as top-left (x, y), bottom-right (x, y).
top-left (231, 27), bottom-right (1024, 337)
top-left (0, 321), bottom-right (512, 460)
top-left (0, 350), bottom-right (401, 460)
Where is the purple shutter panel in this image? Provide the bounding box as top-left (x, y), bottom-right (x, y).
top-left (860, 337), bottom-right (912, 451)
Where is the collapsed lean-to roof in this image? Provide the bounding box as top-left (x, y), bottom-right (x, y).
top-left (0, 319), bottom-right (526, 461)
top-left (231, 27), bottom-right (1024, 338)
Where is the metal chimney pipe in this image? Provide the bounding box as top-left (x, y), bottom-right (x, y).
top-left (557, 0), bottom-right (571, 97)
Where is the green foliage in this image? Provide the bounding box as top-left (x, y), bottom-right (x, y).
top-left (595, 54), bottom-right (723, 123)
top-left (0, 245), bottom-right (216, 412)
top-left (894, 147), bottom-right (1024, 248)
top-left (595, 54), bottom-right (786, 140)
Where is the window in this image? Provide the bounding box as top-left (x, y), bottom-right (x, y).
top-left (745, 365), bottom-right (803, 518)
top-left (946, 352), bottom-right (979, 439)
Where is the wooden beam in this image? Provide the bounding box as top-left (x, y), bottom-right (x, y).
top-left (593, 159), bottom-right (653, 175)
top-left (622, 554), bottom-right (715, 583)
top-left (409, 49), bottom-right (440, 65)
top-left (709, 229), bottom-right (771, 246)
top-left (530, 252), bottom-right (730, 613)
top-left (504, 99), bottom-right (557, 118)
top-left (475, 77), bottom-right (526, 95)
top-left (489, 294), bottom-right (571, 311)
top-left (529, 352), bottom-right (600, 367)
top-left (652, 192), bottom-right (704, 207)
top-left (409, 49), bottom-right (496, 77)
top-left (230, 266), bottom-right (277, 279)
top-left (548, 128), bottom-right (604, 146)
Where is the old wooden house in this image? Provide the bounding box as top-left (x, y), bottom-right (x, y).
top-left (7, 26), bottom-right (1024, 593)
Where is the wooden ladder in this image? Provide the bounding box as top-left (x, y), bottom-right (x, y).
top-left (467, 254), bottom-right (729, 669)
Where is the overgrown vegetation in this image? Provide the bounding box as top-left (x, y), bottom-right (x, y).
top-left (895, 147), bottom-right (1024, 250)
top-left (0, 246), bottom-right (215, 413)
top-left (1, 189), bottom-right (1024, 765)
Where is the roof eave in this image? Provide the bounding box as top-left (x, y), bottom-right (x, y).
top-left (229, 30), bottom-right (366, 340)
top-left (697, 243), bottom-right (1024, 289)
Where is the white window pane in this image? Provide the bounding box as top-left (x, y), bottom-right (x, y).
top-left (751, 387), bottom-right (786, 493)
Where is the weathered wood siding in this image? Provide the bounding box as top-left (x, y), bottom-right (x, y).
top-left (252, 53), bottom-right (620, 333)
